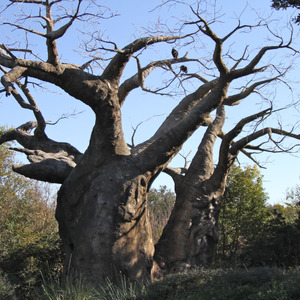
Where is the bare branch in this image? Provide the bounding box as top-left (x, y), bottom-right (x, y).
top-left (230, 127), bottom-right (300, 155)
top-left (222, 22), bottom-right (264, 43)
top-left (0, 65), bottom-right (48, 138)
top-left (213, 108), bottom-right (273, 181)
top-left (118, 55), bottom-right (199, 105)
top-left (2, 22), bottom-right (46, 37)
top-left (47, 110), bottom-right (84, 126)
top-left (223, 76), bottom-right (280, 106)
top-left (178, 150), bottom-right (192, 169)
top-left (45, 0), bottom-right (82, 40)
top-left (229, 45), bottom-right (249, 71)
top-left (226, 108), bottom-right (272, 145)
top-left (128, 114), bottom-right (165, 148)
top-left (229, 42), bottom-right (296, 79)
top-left (188, 8), bottom-right (229, 75)
top-left (240, 148), bottom-right (266, 169)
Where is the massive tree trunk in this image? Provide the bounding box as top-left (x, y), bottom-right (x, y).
top-left (56, 158), bottom-right (154, 281)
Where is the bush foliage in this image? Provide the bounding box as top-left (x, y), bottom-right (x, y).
top-left (141, 267), bottom-right (300, 300)
top-left (216, 165), bottom-right (300, 268)
top-left (241, 207), bottom-right (300, 267)
top-left (0, 127), bottom-right (63, 299)
top-left (217, 165), bottom-right (269, 265)
top-left (148, 185), bottom-right (175, 244)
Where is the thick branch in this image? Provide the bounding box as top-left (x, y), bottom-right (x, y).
top-left (12, 158), bottom-right (75, 184)
top-left (1, 125), bottom-right (80, 154)
top-left (0, 51), bottom-right (107, 108)
top-left (102, 34), bottom-right (192, 85)
top-left (185, 106), bottom-right (225, 184)
top-left (1, 66), bottom-right (27, 96)
top-left (45, 0), bottom-right (82, 41)
top-left (163, 166), bottom-right (185, 186)
top-left (136, 78), bottom-right (229, 173)
top-left (151, 79), bottom-right (218, 140)
top-left (212, 108), bottom-right (272, 183)
top-left (131, 79), bottom-right (216, 159)
top-left (0, 50), bottom-right (129, 160)
top-left (0, 124), bottom-right (82, 183)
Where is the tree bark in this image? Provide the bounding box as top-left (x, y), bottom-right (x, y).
top-left (154, 106), bottom-right (227, 276)
top-left (56, 155), bottom-right (155, 281)
top-left (154, 184), bottom-right (223, 275)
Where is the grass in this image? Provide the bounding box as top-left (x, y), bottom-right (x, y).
top-left (4, 267), bottom-right (300, 299)
top-left (36, 272), bottom-right (148, 300)
top-left (37, 273), bottom-right (101, 300)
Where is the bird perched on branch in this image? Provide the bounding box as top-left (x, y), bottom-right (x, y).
top-left (180, 65), bottom-right (188, 73)
top-left (172, 48), bottom-right (178, 59)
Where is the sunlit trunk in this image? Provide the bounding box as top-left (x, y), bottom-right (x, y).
top-left (56, 158), bottom-right (154, 282)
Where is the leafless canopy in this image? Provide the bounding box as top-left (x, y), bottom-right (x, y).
top-left (0, 0), bottom-right (299, 184)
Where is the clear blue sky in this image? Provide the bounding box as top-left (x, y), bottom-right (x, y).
top-left (0, 0), bottom-right (299, 204)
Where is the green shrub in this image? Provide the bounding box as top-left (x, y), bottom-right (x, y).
top-left (0, 133), bottom-right (64, 299)
top-left (148, 186), bottom-right (175, 244)
top-left (0, 234), bottom-right (64, 299)
top-left (0, 269), bottom-right (18, 300)
top-left (141, 267), bottom-right (300, 300)
top-left (216, 165), bottom-right (269, 266)
top-left (240, 209), bottom-right (300, 267)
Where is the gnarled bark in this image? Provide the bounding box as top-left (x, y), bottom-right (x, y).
top-left (56, 158), bottom-right (155, 281)
top-left (154, 106), bottom-right (227, 275)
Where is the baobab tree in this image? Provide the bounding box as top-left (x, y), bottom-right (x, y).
top-left (0, 0), bottom-right (299, 282)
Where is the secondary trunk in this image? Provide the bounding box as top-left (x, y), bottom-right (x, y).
top-left (153, 180), bottom-right (223, 276)
top-left (152, 106), bottom-right (228, 277)
top-left (55, 156), bottom-right (154, 282)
